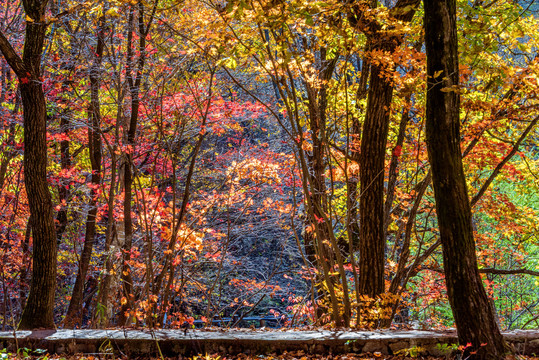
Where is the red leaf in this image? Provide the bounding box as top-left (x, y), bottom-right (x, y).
top-left (393, 145), bottom-right (402, 157)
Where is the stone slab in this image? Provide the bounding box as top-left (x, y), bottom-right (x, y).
top-left (0, 329), bottom-right (537, 357)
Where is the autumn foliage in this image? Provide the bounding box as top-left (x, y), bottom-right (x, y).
top-left (0, 0), bottom-right (537, 339)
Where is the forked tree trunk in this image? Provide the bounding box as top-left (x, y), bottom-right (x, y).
top-left (119, 1), bottom-right (153, 325)
top-left (424, 1), bottom-right (509, 358)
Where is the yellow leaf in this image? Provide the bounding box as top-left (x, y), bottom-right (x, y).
top-left (25, 15), bottom-right (34, 22)
top-left (106, 7), bottom-right (119, 17)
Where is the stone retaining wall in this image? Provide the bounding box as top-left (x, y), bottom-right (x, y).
top-left (1, 329), bottom-right (538, 357)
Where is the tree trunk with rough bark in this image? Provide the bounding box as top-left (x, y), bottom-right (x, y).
top-left (358, 59), bottom-right (394, 299)
top-left (350, 0), bottom-right (420, 327)
top-left (424, 1), bottom-right (509, 358)
top-left (0, 0), bottom-right (58, 330)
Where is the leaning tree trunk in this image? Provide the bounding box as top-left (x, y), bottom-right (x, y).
top-left (0, 0), bottom-right (58, 329)
top-left (64, 20), bottom-right (104, 327)
top-left (424, 1), bottom-right (508, 358)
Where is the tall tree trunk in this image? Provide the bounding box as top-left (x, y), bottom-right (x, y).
top-left (92, 152), bottom-right (118, 328)
top-left (119, 154), bottom-right (135, 326)
top-left (298, 49), bottom-right (354, 326)
top-left (117, 4), bottom-right (138, 326)
top-left (18, 29), bottom-right (58, 332)
top-left (352, 0), bottom-right (420, 327)
top-left (358, 58), bottom-right (394, 299)
top-left (64, 19), bottom-right (104, 327)
top-left (346, 51), bottom-right (370, 253)
top-left (0, 0), bottom-right (58, 329)
top-left (424, 1), bottom-right (508, 358)
top-left (55, 114), bottom-right (70, 242)
top-left (19, 215), bottom-right (32, 312)
top-left (92, 23), bottom-right (125, 329)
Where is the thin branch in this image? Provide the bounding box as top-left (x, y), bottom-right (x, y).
top-left (47, 3), bottom-right (87, 25)
top-left (419, 265), bottom-right (539, 277)
top-left (479, 268), bottom-right (539, 276)
top-left (471, 115), bottom-right (539, 207)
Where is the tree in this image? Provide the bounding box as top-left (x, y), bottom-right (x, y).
top-left (0, 0), bottom-right (57, 329)
top-left (351, 0), bottom-right (420, 309)
top-left (64, 15), bottom-right (105, 328)
top-left (424, 0), bottom-right (509, 357)
top-left (118, 0), bottom-right (158, 326)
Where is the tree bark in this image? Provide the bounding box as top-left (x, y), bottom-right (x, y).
top-left (354, 0), bottom-right (420, 326)
top-left (0, 0), bottom-right (58, 329)
top-left (358, 58), bottom-right (394, 298)
top-left (424, 1), bottom-right (508, 358)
